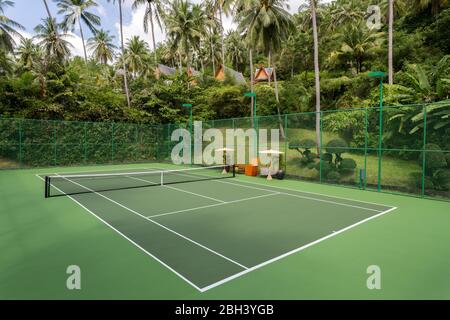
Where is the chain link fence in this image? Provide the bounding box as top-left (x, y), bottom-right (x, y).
top-left (1, 102), bottom-right (449, 200)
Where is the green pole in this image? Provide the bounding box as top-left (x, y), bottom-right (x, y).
top-left (84, 122), bottom-right (87, 163)
top-left (19, 120), bottom-right (23, 168)
top-left (54, 124), bottom-right (57, 167)
top-left (369, 71), bottom-right (386, 192)
top-left (284, 114), bottom-right (288, 173)
top-left (183, 104), bottom-right (193, 165)
top-left (244, 92), bottom-right (258, 159)
top-left (364, 108), bottom-right (369, 190)
top-left (111, 122), bottom-right (115, 163)
top-left (319, 112), bottom-right (323, 183)
top-left (421, 104), bottom-right (428, 197)
top-left (378, 78), bottom-right (383, 191)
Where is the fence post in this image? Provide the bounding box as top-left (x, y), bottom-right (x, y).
top-left (319, 112), bottom-right (323, 183)
top-left (377, 107), bottom-right (383, 192)
top-left (284, 114), bottom-right (288, 173)
top-left (364, 108), bottom-right (369, 190)
top-left (421, 104), bottom-right (428, 197)
top-left (84, 122), bottom-right (87, 163)
top-left (19, 120), bottom-right (23, 168)
top-left (111, 122), bottom-right (115, 163)
top-left (53, 122), bottom-right (57, 167)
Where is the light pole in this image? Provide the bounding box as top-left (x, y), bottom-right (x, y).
top-left (183, 103), bottom-right (193, 165)
top-left (244, 92), bottom-right (258, 162)
top-left (368, 71), bottom-right (386, 192)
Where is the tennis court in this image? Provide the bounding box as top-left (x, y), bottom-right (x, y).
top-left (38, 165), bottom-right (396, 292)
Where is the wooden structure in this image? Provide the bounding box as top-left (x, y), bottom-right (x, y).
top-left (215, 64), bottom-right (246, 85)
top-left (254, 64), bottom-right (274, 83)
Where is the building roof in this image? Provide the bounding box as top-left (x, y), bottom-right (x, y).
top-left (254, 65), bottom-right (274, 82)
top-left (156, 64), bottom-right (177, 77)
top-left (215, 64), bottom-right (246, 85)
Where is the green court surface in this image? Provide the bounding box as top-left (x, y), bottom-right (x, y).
top-left (1, 163), bottom-right (450, 299)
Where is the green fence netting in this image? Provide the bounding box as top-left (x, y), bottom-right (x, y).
top-left (1, 102), bottom-right (449, 200)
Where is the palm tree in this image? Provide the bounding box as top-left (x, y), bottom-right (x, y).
top-left (237, 0), bottom-right (294, 137)
top-left (34, 18), bottom-right (73, 62)
top-left (42, 0), bottom-right (59, 34)
top-left (311, 0), bottom-right (321, 153)
top-left (213, 0), bottom-right (236, 64)
top-left (409, 0), bottom-right (449, 15)
top-left (56, 0), bottom-right (101, 63)
top-left (124, 36), bottom-right (151, 78)
top-left (16, 38), bottom-right (39, 70)
top-left (106, 0), bottom-right (131, 108)
top-left (132, 0), bottom-right (165, 64)
top-left (0, 51), bottom-right (13, 75)
top-left (87, 29), bottom-right (117, 64)
top-left (388, 0), bottom-right (394, 85)
top-left (328, 23), bottom-right (384, 73)
top-left (0, 0), bottom-right (25, 53)
top-left (225, 31), bottom-right (246, 71)
top-left (328, 0), bottom-right (365, 30)
top-left (205, 0), bottom-right (221, 75)
top-left (165, 0), bottom-right (204, 76)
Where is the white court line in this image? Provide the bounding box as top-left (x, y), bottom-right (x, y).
top-left (126, 175), bottom-right (226, 203)
top-left (165, 185), bottom-right (226, 203)
top-left (54, 174), bottom-right (249, 270)
top-left (37, 171), bottom-right (398, 293)
top-left (39, 167), bottom-right (157, 177)
top-left (148, 193), bottom-right (281, 219)
top-left (215, 180), bottom-right (385, 213)
top-left (199, 206), bottom-right (398, 292)
top-left (35, 175), bottom-right (204, 292)
top-left (232, 177), bottom-right (397, 208)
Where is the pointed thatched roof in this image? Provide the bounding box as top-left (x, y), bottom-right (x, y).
top-left (155, 64), bottom-right (177, 78)
top-left (254, 64), bottom-right (274, 82)
top-left (215, 64), bottom-right (246, 85)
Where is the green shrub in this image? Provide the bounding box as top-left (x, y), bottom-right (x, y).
top-left (339, 158), bottom-right (357, 175)
top-left (322, 153), bottom-right (333, 163)
top-left (316, 161), bottom-right (334, 176)
top-left (326, 171), bottom-right (341, 182)
top-left (446, 153), bottom-right (450, 168)
top-left (307, 162), bottom-right (316, 170)
top-left (298, 139), bottom-right (316, 149)
top-left (419, 144), bottom-right (447, 174)
top-left (326, 138), bottom-right (349, 154)
top-left (433, 169), bottom-right (450, 190)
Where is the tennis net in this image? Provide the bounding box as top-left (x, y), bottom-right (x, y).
top-left (44, 165), bottom-right (235, 198)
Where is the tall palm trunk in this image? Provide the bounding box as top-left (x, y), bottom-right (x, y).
top-left (210, 27), bottom-right (216, 76)
top-left (42, 0), bottom-right (59, 38)
top-left (42, 0), bottom-right (54, 21)
top-left (270, 50), bottom-right (286, 138)
top-left (388, 0), bottom-right (394, 85)
top-left (78, 17), bottom-right (88, 62)
top-left (311, 0), bottom-right (321, 154)
top-left (219, 6), bottom-right (225, 64)
top-left (149, 8), bottom-right (158, 64)
top-left (118, 1), bottom-right (131, 108)
top-left (249, 48), bottom-right (254, 127)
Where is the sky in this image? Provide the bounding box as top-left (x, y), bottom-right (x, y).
top-left (6, 0), bottom-right (319, 58)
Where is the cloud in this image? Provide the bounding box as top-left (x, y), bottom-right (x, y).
top-left (120, 6), bottom-right (166, 50)
top-left (66, 32), bottom-right (87, 58)
top-left (96, 3), bottom-right (107, 17)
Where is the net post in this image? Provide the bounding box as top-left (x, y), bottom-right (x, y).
top-left (45, 176), bottom-right (49, 198)
top-left (160, 171), bottom-right (164, 186)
